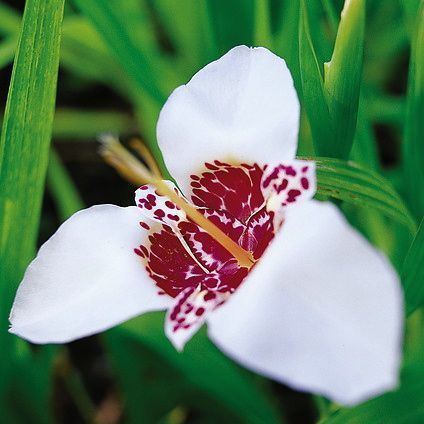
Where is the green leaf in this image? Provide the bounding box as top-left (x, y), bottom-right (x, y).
top-left (52, 108), bottom-right (134, 139)
top-left (253, 0), bottom-right (273, 49)
top-left (60, 17), bottom-right (132, 97)
top-left (298, 0), bottom-right (332, 155)
top-left (0, 0), bottom-right (64, 413)
top-left (402, 218), bottom-right (424, 315)
top-left (118, 313), bottom-right (282, 424)
top-left (69, 0), bottom-right (176, 175)
top-left (105, 330), bottom-right (248, 423)
top-left (151, 0), bottom-right (218, 74)
top-left (0, 2), bottom-right (20, 36)
top-left (403, 0), bottom-right (424, 219)
top-left (70, 0), bottom-right (173, 103)
top-left (324, 0), bottom-right (365, 159)
top-left (207, 0), bottom-right (255, 52)
top-left (274, 1), bottom-right (300, 84)
top-left (47, 150), bottom-right (84, 220)
top-left (304, 157), bottom-right (417, 234)
top-left (0, 34), bottom-right (17, 70)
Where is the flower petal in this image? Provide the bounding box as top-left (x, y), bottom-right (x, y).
top-left (135, 182), bottom-right (187, 230)
top-left (157, 45), bottom-right (300, 194)
top-left (9, 205), bottom-right (171, 344)
top-left (165, 286), bottom-right (227, 351)
top-left (207, 200), bottom-right (403, 405)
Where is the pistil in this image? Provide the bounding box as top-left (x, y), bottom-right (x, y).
top-left (99, 135), bottom-right (255, 269)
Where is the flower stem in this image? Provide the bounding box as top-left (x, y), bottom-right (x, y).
top-left (99, 135), bottom-right (255, 269)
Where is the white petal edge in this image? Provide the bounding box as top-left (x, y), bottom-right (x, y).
top-left (157, 45), bottom-right (300, 195)
top-left (9, 205), bottom-right (171, 344)
top-left (207, 200), bottom-right (403, 405)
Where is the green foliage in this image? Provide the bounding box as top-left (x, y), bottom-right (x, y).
top-left (403, 218), bottom-right (424, 315)
top-left (299, 0), bottom-right (365, 159)
top-left (310, 157), bottom-right (417, 234)
top-left (1, 0), bottom-right (424, 422)
top-left (403, 0), bottom-right (424, 219)
top-left (0, 0), bottom-right (64, 419)
top-left (119, 314), bottom-right (281, 424)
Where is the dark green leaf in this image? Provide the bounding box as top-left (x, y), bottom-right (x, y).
top-left (324, 0), bottom-right (365, 159)
top-left (304, 157), bottom-right (417, 234)
top-left (402, 218), bottom-right (424, 315)
top-left (119, 313), bottom-right (282, 424)
top-left (403, 0), bottom-right (424, 219)
top-left (0, 0), bottom-right (64, 417)
top-left (298, 0), bottom-right (332, 156)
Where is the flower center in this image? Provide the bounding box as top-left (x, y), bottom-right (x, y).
top-left (99, 135), bottom-right (255, 268)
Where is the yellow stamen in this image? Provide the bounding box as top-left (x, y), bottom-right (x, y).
top-left (129, 138), bottom-right (162, 178)
top-left (99, 135), bottom-right (255, 269)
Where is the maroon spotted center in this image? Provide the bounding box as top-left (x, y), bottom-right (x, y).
top-left (133, 160), bottom-right (312, 335)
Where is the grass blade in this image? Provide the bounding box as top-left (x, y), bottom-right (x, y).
top-left (0, 0), bottom-right (64, 324)
top-left (303, 157), bottom-right (417, 234)
top-left (71, 0), bottom-right (173, 103)
top-left (298, 0), bottom-right (332, 155)
top-left (47, 150), bottom-right (84, 220)
top-left (0, 0), bottom-right (64, 412)
top-left (151, 0), bottom-right (218, 74)
top-left (253, 0), bottom-right (273, 49)
top-left (402, 218), bottom-right (424, 315)
top-left (0, 2), bottom-right (20, 36)
top-left (324, 0), bottom-right (365, 159)
top-left (403, 0), bottom-right (424, 219)
top-left (52, 109), bottom-right (134, 139)
top-left (0, 34), bottom-right (17, 70)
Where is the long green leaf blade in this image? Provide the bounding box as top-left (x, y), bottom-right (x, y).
top-left (298, 0), bottom-right (332, 155)
top-left (253, 0), bottom-right (273, 48)
top-left (0, 0), bottom-right (64, 325)
top-left (402, 218), bottom-right (424, 315)
top-left (304, 157), bottom-right (417, 233)
top-left (0, 0), bottom-right (64, 408)
top-left (403, 0), bottom-right (424, 219)
top-left (324, 0), bottom-right (365, 159)
top-left (71, 0), bottom-right (172, 103)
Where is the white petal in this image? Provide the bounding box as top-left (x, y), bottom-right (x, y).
top-left (10, 205), bottom-right (171, 344)
top-left (157, 45), bottom-right (300, 194)
top-left (207, 200), bottom-right (403, 405)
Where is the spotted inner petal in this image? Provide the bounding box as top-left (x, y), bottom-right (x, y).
top-left (165, 286), bottom-right (228, 350)
top-left (134, 160), bottom-right (316, 349)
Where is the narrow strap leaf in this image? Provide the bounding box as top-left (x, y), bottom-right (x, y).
top-left (403, 217), bottom-right (424, 315)
top-left (403, 0), bottom-right (424, 219)
top-left (0, 0), bottom-right (64, 395)
top-left (300, 157), bottom-right (417, 234)
top-left (324, 0), bottom-right (365, 159)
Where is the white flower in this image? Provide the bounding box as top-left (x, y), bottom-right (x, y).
top-left (9, 46), bottom-right (403, 406)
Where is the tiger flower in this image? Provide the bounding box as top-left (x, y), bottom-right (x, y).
top-left (9, 46), bottom-right (403, 406)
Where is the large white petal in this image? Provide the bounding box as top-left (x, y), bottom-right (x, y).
top-left (9, 205), bottom-right (171, 344)
top-left (207, 200), bottom-right (403, 405)
top-left (157, 45), bottom-right (299, 194)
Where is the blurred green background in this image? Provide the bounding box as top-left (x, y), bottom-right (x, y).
top-left (0, 0), bottom-right (423, 423)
